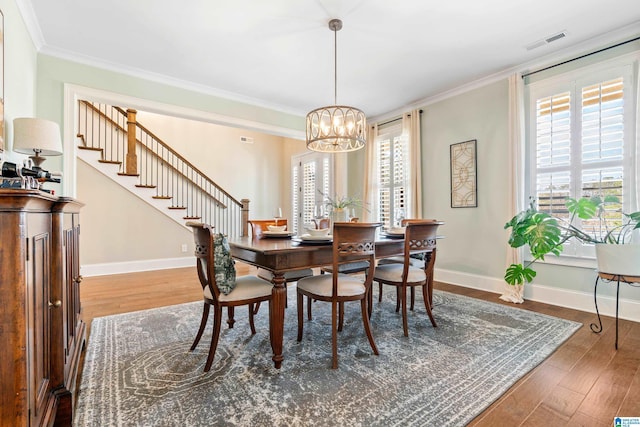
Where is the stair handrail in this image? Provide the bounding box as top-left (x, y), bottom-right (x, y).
top-left (77, 100), bottom-right (249, 235)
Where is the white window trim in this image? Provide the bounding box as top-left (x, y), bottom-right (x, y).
top-left (525, 55), bottom-right (639, 268)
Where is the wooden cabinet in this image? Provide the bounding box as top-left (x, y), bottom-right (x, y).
top-left (0, 190), bottom-right (85, 426)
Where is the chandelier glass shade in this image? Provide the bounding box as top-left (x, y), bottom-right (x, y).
top-left (306, 19), bottom-right (366, 153)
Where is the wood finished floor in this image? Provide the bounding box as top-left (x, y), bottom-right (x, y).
top-left (79, 266), bottom-right (640, 426)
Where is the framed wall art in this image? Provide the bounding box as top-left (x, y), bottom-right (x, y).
top-left (450, 139), bottom-right (477, 208)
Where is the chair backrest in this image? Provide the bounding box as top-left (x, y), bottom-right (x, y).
top-left (401, 220), bottom-right (444, 278)
top-left (330, 222), bottom-right (381, 295)
top-left (187, 221), bottom-right (236, 301)
top-left (249, 219), bottom-right (289, 239)
top-left (314, 218), bottom-right (331, 229)
top-left (186, 221), bottom-right (221, 300)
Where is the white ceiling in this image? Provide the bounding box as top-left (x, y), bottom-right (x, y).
top-left (23, 0), bottom-right (640, 120)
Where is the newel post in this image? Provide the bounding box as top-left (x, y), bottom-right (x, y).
top-left (241, 199), bottom-right (250, 237)
top-left (126, 109), bottom-right (138, 175)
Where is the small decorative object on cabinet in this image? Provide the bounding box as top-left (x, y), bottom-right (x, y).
top-left (0, 189), bottom-right (84, 426)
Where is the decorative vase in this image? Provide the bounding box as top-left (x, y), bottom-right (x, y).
top-left (330, 208), bottom-right (349, 223)
top-left (595, 244), bottom-right (640, 276)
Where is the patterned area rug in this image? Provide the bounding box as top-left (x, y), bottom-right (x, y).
top-left (75, 288), bottom-right (581, 426)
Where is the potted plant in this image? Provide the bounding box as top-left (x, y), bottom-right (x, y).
top-left (504, 195), bottom-right (640, 285)
top-left (320, 192), bottom-right (366, 223)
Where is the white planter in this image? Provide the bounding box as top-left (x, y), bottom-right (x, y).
top-left (330, 208), bottom-right (349, 223)
top-left (595, 244), bottom-right (640, 276)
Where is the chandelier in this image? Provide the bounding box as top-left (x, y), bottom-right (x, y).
top-left (306, 19), bottom-right (366, 152)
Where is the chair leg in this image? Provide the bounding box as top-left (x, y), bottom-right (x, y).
top-left (253, 301), bottom-right (261, 315)
top-left (297, 292), bottom-right (304, 342)
top-left (331, 301), bottom-right (339, 369)
top-left (307, 296), bottom-right (313, 320)
top-left (361, 298), bottom-right (379, 356)
top-left (378, 281), bottom-right (383, 302)
top-left (338, 302), bottom-right (345, 332)
top-left (190, 302), bottom-right (210, 351)
top-left (422, 285), bottom-right (437, 327)
top-left (410, 287), bottom-right (415, 311)
top-left (367, 286), bottom-right (373, 319)
top-left (227, 306), bottom-right (235, 329)
top-left (205, 305), bottom-right (223, 372)
top-left (401, 286), bottom-right (409, 337)
top-left (395, 287), bottom-right (401, 312)
top-left (248, 304), bottom-right (257, 335)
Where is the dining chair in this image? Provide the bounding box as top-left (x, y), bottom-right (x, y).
top-left (311, 217), bottom-right (369, 319)
top-left (313, 217), bottom-right (331, 230)
top-left (296, 222), bottom-right (381, 369)
top-left (249, 219), bottom-right (289, 239)
top-left (373, 220), bottom-right (442, 337)
top-left (186, 221), bottom-right (274, 372)
top-left (376, 219), bottom-right (437, 309)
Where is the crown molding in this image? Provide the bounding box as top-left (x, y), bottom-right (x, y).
top-left (15, 0), bottom-right (44, 49)
top-left (40, 44), bottom-right (306, 118)
top-left (371, 22), bottom-right (640, 124)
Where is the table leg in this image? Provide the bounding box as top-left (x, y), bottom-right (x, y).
top-left (425, 248), bottom-right (437, 307)
top-left (269, 272), bottom-right (286, 369)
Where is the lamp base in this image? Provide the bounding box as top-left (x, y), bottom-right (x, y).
top-left (29, 153), bottom-right (47, 168)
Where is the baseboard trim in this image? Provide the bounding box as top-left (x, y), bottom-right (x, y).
top-left (82, 257), bottom-right (195, 277)
top-left (435, 268), bottom-right (640, 323)
top-left (81, 260), bottom-right (640, 323)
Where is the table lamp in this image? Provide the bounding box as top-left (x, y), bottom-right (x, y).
top-left (12, 118), bottom-right (63, 168)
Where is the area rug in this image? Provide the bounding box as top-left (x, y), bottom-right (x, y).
top-left (75, 288), bottom-right (581, 427)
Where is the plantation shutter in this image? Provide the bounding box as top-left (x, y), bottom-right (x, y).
top-left (530, 63), bottom-right (633, 258)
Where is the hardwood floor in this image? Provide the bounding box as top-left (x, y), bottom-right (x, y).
top-left (79, 266), bottom-right (639, 426)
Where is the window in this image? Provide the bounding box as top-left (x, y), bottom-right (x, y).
top-left (291, 152), bottom-right (332, 233)
top-left (527, 61), bottom-right (636, 259)
top-left (374, 123), bottom-right (409, 229)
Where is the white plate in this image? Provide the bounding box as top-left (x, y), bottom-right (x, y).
top-left (299, 234), bottom-right (333, 241)
top-left (263, 231), bottom-right (293, 236)
top-left (386, 227), bottom-right (406, 235)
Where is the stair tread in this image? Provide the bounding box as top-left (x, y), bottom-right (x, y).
top-left (78, 146), bottom-right (102, 151)
top-left (168, 206), bottom-right (187, 210)
top-left (184, 216), bottom-right (201, 220)
top-left (136, 185), bottom-right (157, 189)
top-left (98, 160), bottom-right (121, 164)
top-left (152, 196), bottom-right (171, 199)
top-left (117, 172), bottom-right (140, 177)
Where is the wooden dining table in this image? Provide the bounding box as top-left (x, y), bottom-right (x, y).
top-left (227, 234), bottom-right (438, 369)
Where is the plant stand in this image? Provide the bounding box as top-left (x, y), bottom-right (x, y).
top-left (590, 272), bottom-right (640, 349)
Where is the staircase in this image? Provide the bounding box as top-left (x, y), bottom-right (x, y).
top-left (76, 100), bottom-right (248, 236)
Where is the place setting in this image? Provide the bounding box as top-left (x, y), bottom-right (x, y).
top-left (293, 226), bottom-right (333, 245)
top-left (262, 208), bottom-right (295, 238)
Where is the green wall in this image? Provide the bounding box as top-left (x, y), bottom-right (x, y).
top-left (421, 80), bottom-right (510, 279)
top-left (0, 0), bottom-right (38, 160)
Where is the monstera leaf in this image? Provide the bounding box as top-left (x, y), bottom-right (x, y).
top-left (505, 263), bottom-right (537, 286)
top-left (505, 205), bottom-right (564, 259)
top-left (565, 197), bottom-right (598, 220)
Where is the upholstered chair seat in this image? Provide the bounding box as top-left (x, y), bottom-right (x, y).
top-left (297, 274), bottom-right (367, 298)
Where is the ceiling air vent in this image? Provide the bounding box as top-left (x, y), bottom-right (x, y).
top-left (240, 136), bottom-right (254, 144)
top-left (545, 32), bottom-right (566, 43)
top-left (526, 31), bottom-right (567, 51)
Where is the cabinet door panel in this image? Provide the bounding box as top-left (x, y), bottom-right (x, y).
top-left (27, 230), bottom-right (51, 426)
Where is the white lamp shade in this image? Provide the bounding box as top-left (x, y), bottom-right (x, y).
top-left (12, 118), bottom-right (63, 156)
